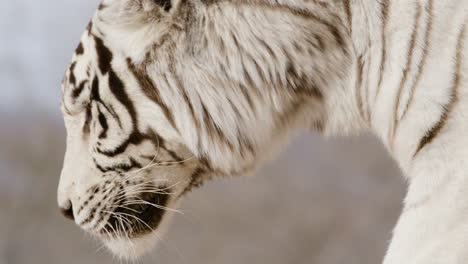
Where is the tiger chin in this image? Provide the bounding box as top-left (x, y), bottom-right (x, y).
top-left (58, 0), bottom-right (468, 263)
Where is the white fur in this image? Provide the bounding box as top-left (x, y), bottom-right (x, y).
top-left (58, 0), bottom-right (468, 263)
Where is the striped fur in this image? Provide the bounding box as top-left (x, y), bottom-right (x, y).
top-left (58, 0), bottom-right (468, 262)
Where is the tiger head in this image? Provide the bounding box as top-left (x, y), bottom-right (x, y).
top-left (58, 0), bottom-right (352, 259)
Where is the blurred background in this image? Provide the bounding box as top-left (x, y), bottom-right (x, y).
top-left (0, 1), bottom-right (406, 264)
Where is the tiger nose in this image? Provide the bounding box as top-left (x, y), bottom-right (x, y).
top-left (60, 201), bottom-right (75, 221)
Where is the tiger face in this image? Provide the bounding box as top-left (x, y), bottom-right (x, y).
top-left (58, 10), bottom-right (199, 260)
top-left (58, 0), bottom-right (349, 259)
top-left (58, 3), bottom-right (205, 258)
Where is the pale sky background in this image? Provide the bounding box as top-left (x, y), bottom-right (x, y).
top-left (0, 1), bottom-right (96, 114)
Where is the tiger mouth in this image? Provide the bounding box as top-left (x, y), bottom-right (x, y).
top-left (102, 188), bottom-right (171, 238)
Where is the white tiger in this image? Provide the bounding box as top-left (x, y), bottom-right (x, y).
top-left (57, 0), bottom-right (468, 263)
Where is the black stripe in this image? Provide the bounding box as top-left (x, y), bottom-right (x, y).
top-left (232, 34), bottom-right (258, 111)
top-left (363, 34), bottom-right (373, 123)
top-left (390, 2), bottom-right (422, 147)
top-left (98, 102), bottom-right (122, 129)
top-left (68, 62), bottom-right (77, 86)
top-left (343, 0), bottom-right (352, 33)
top-left (229, 0), bottom-right (347, 49)
top-left (97, 71), bottom-right (145, 153)
top-left (146, 129), bottom-right (185, 163)
top-left (355, 56), bottom-right (366, 120)
top-left (180, 168), bottom-right (207, 197)
top-left (230, 31), bottom-right (261, 110)
top-left (96, 128), bottom-right (181, 160)
top-left (94, 157), bottom-right (143, 174)
top-left (72, 80), bottom-right (87, 100)
top-left (97, 106), bottom-right (109, 139)
top-left (400, 0), bottom-right (434, 121)
top-left (93, 35), bottom-right (113, 74)
top-left (202, 104), bottom-right (235, 151)
top-left (374, 0), bottom-right (390, 108)
top-left (286, 61), bottom-right (323, 99)
top-left (89, 75), bottom-right (123, 128)
top-left (167, 51), bottom-right (202, 135)
top-left (97, 131), bottom-right (144, 157)
top-left (126, 58), bottom-right (179, 132)
top-left (91, 76), bottom-right (100, 101)
top-left (75, 42), bottom-right (84, 55)
top-left (82, 107), bottom-right (92, 135)
top-left (154, 0), bottom-right (172, 12)
top-left (94, 158), bottom-right (112, 173)
top-left (108, 69), bottom-right (138, 129)
top-left (413, 22), bottom-right (465, 157)
top-left (86, 21), bottom-right (93, 35)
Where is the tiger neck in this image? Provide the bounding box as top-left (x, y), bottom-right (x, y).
top-left (344, 1), bottom-right (407, 148)
top-left (348, 0), bottom-right (468, 175)
top-left (343, 0), bottom-right (389, 132)
top-left (310, 1), bottom-right (384, 135)
top-left (169, 0), bottom-right (389, 173)
top-left (323, 1), bottom-right (427, 170)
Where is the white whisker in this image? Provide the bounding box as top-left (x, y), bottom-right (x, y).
top-left (122, 198), bottom-right (184, 215)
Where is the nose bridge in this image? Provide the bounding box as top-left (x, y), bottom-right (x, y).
top-left (57, 157), bottom-right (78, 208)
top-left (57, 134), bottom-right (90, 207)
top-left (57, 151), bottom-right (78, 221)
